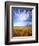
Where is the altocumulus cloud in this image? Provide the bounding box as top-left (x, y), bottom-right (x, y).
top-left (12, 7), bottom-right (32, 26)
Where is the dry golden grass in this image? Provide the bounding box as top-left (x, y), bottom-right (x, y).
top-left (12, 27), bottom-right (32, 36)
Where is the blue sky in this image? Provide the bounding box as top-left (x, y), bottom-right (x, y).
top-left (12, 7), bottom-right (32, 26)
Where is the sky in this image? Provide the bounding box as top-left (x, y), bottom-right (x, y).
top-left (12, 7), bottom-right (32, 26)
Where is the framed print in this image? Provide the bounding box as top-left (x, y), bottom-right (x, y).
top-left (5, 1), bottom-right (38, 45)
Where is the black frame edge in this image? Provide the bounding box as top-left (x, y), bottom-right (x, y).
top-left (5, 1), bottom-right (38, 45)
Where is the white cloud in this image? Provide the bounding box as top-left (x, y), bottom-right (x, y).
top-left (15, 10), bottom-right (29, 21)
top-left (14, 9), bottom-right (31, 26)
top-left (14, 22), bottom-right (27, 26)
top-left (14, 21), bottom-right (32, 26)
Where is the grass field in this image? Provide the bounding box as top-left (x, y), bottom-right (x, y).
top-left (12, 26), bottom-right (32, 37)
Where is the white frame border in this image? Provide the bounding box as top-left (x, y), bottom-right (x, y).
top-left (9, 5), bottom-right (36, 42)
